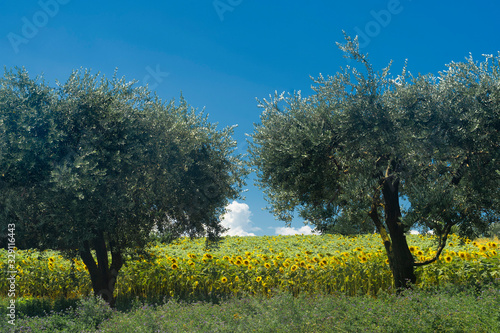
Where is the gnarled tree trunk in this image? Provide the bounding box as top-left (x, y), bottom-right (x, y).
top-left (370, 176), bottom-right (416, 290)
top-left (79, 232), bottom-right (123, 307)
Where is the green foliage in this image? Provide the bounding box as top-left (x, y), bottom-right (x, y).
top-left (72, 296), bottom-right (114, 329)
top-left (249, 34), bottom-right (500, 239)
top-left (2, 285), bottom-right (499, 332)
top-left (0, 67), bottom-right (246, 251)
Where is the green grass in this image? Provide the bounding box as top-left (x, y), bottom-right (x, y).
top-left (1, 283), bottom-right (499, 332)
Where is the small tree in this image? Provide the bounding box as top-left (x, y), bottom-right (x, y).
top-left (0, 68), bottom-right (246, 306)
top-left (249, 35), bottom-right (499, 289)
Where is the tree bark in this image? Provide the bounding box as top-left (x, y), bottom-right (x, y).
top-left (79, 232), bottom-right (123, 307)
top-left (370, 175), bottom-right (416, 291)
top-left (381, 177), bottom-right (416, 290)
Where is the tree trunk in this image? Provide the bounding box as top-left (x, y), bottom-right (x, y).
top-left (79, 232), bottom-right (123, 307)
top-left (370, 176), bottom-right (416, 291)
top-left (382, 177), bottom-right (416, 290)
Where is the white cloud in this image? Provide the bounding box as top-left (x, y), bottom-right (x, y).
top-left (221, 201), bottom-right (261, 236)
top-left (275, 225), bottom-right (319, 236)
top-left (409, 230), bottom-right (420, 235)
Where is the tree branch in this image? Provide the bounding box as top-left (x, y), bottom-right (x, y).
top-left (413, 221), bottom-right (454, 267)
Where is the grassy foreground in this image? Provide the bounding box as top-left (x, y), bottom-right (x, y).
top-left (1, 283), bottom-right (499, 332)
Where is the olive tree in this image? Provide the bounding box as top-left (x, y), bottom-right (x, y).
top-left (249, 35), bottom-right (499, 289)
top-left (0, 68), bottom-right (246, 305)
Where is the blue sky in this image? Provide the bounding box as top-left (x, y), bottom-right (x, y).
top-left (2, 0), bottom-right (499, 236)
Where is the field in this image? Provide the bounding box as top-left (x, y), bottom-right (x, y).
top-left (0, 233), bottom-right (499, 332)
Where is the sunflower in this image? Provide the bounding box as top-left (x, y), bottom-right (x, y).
top-left (444, 255), bottom-right (452, 263)
top-left (234, 259), bottom-right (242, 266)
top-left (171, 263), bottom-right (179, 270)
top-left (359, 256), bottom-right (368, 263)
top-left (290, 265), bottom-right (298, 272)
top-left (458, 252), bottom-right (467, 260)
top-left (264, 263), bottom-right (271, 269)
top-left (221, 277), bottom-right (228, 283)
top-left (243, 259), bottom-right (250, 266)
top-left (256, 276), bottom-right (262, 283)
top-left (479, 245), bottom-right (488, 252)
top-left (203, 253), bottom-right (213, 260)
top-left (234, 276), bottom-right (239, 282)
top-left (488, 242), bottom-right (498, 249)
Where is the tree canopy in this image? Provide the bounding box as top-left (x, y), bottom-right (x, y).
top-left (0, 68), bottom-right (246, 305)
top-left (249, 35), bottom-right (500, 288)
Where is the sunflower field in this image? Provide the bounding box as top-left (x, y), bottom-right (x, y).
top-left (1, 234), bottom-right (498, 302)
